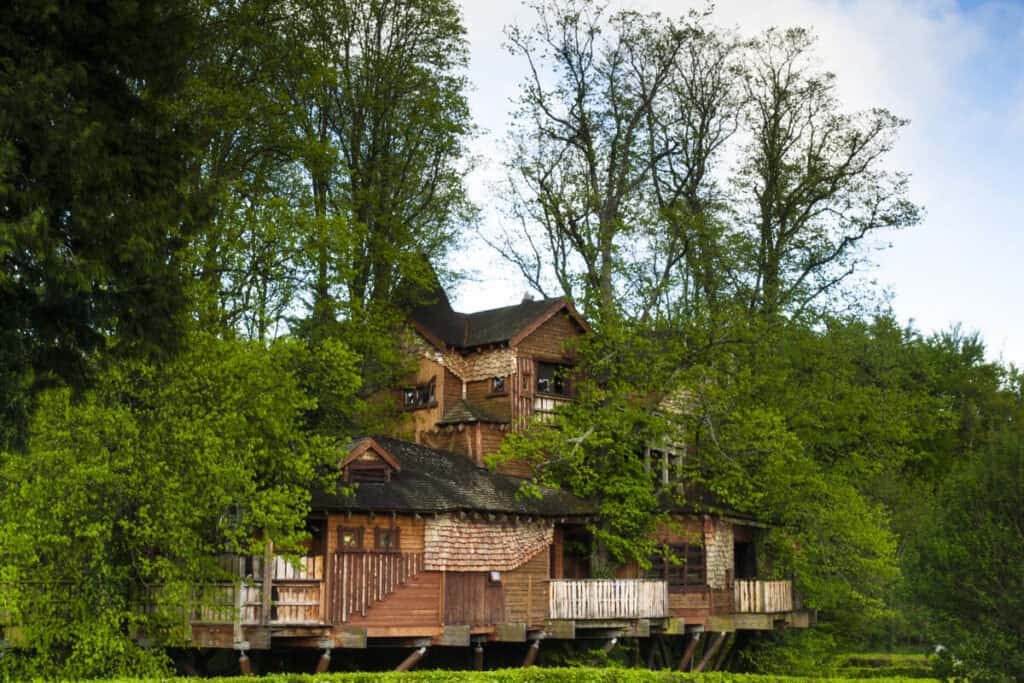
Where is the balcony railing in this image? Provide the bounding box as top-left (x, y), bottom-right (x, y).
top-left (733, 579), bottom-right (793, 614)
top-left (548, 579), bottom-right (669, 620)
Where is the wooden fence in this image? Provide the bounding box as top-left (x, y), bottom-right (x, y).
top-left (548, 579), bottom-right (669, 620)
top-left (733, 580), bottom-right (793, 614)
top-left (328, 551), bottom-right (424, 623)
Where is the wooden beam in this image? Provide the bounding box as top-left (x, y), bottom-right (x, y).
top-left (394, 646), bottom-right (428, 672)
top-left (261, 540), bottom-right (273, 626)
top-left (522, 639), bottom-right (541, 667)
top-left (677, 632), bottom-right (702, 672)
top-left (694, 632), bottom-right (727, 672)
top-left (711, 632), bottom-right (737, 671)
top-left (492, 623), bottom-right (527, 642)
top-left (314, 649), bottom-right (331, 674)
top-left (473, 643), bottom-right (484, 670)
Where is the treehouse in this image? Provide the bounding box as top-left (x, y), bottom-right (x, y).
top-left (179, 289), bottom-right (811, 672)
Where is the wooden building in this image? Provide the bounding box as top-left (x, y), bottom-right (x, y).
top-left (179, 288), bottom-right (813, 672)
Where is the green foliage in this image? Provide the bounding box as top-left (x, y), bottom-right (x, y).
top-left (910, 428), bottom-right (1024, 682)
top-left (0, 0), bottom-right (198, 447)
top-left (0, 333), bottom-right (361, 679)
top-left (28, 668), bottom-right (939, 683)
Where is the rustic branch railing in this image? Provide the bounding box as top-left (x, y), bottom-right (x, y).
top-left (329, 551), bottom-right (424, 624)
top-left (548, 579), bottom-right (669, 620)
top-left (733, 580), bottom-right (793, 614)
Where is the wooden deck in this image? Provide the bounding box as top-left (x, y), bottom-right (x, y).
top-left (548, 579), bottom-right (669, 620)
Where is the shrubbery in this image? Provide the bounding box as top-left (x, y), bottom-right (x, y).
top-left (88, 667), bottom-right (937, 683)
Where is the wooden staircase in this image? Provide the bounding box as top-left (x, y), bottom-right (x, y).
top-left (328, 551), bottom-right (423, 623)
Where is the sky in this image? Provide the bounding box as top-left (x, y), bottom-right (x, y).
top-left (451, 0), bottom-right (1024, 367)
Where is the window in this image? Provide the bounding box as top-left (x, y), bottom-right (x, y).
top-left (647, 542), bottom-right (706, 592)
top-left (490, 376), bottom-right (507, 394)
top-left (403, 378), bottom-right (436, 409)
top-left (536, 362), bottom-right (571, 396)
top-left (338, 526), bottom-right (363, 552)
top-left (374, 527), bottom-right (400, 552)
top-left (348, 462), bottom-right (389, 483)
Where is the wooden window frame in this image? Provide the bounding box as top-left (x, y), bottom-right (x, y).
top-left (374, 526), bottom-right (401, 553)
top-left (402, 378), bottom-right (436, 410)
top-left (337, 526), bottom-right (364, 552)
top-left (346, 461), bottom-right (391, 483)
top-left (489, 376), bottom-right (507, 395)
top-left (647, 542), bottom-right (706, 593)
top-left (536, 362), bottom-right (572, 397)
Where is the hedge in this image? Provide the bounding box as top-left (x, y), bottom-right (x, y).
top-left (87, 667), bottom-right (938, 683)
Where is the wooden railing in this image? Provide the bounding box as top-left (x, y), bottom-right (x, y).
top-left (548, 579), bottom-right (669, 620)
top-left (328, 551), bottom-right (424, 623)
top-left (188, 555), bottom-right (326, 625)
top-left (733, 580), bottom-right (793, 614)
top-left (533, 394), bottom-right (571, 422)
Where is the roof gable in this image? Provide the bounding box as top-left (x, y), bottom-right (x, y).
top-left (340, 438), bottom-right (402, 473)
top-left (411, 294), bottom-right (590, 352)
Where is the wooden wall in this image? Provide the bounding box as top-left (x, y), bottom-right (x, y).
top-left (326, 513), bottom-right (426, 555)
top-left (502, 549), bottom-right (550, 627)
top-left (465, 379), bottom-right (512, 420)
top-left (443, 573), bottom-right (504, 625)
top-left (515, 313), bottom-right (581, 358)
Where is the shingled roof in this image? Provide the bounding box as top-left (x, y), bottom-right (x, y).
top-left (311, 436), bottom-right (591, 517)
top-left (409, 286), bottom-right (585, 350)
top-left (436, 399), bottom-right (508, 426)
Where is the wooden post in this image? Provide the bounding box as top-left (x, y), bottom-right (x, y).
top-left (527, 576), bottom-right (533, 625)
top-left (232, 582), bottom-right (244, 645)
top-left (711, 631), bottom-right (736, 671)
top-left (395, 646), bottom-right (428, 672)
top-left (315, 649), bottom-right (331, 674)
top-left (601, 636), bottom-right (619, 654)
top-left (677, 632), bottom-right (702, 671)
top-left (261, 540), bottom-right (273, 625)
top-left (473, 643), bottom-right (484, 671)
top-left (238, 651), bottom-right (253, 676)
top-left (694, 632), bottom-right (727, 672)
top-left (522, 639), bottom-right (541, 668)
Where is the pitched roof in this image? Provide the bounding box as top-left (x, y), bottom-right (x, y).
top-left (410, 291), bottom-right (587, 350)
top-left (436, 399), bottom-right (509, 426)
top-left (311, 436), bottom-right (591, 517)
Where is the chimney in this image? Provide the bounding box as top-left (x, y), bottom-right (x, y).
top-left (521, 292), bottom-right (535, 303)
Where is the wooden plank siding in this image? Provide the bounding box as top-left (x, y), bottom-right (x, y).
top-left (515, 313), bottom-right (581, 357)
top-left (443, 573), bottom-right (504, 625)
top-left (502, 548), bottom-right (550, 627)
top-left (328, 551), bottom-right (425, 624)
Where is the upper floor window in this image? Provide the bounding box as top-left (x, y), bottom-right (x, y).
top-left (536, 362), bottom-right (571, 396)
top-left (490, 376), bottom-right (507, 394)
top-left (403, 378), bottom-right (436, 409)
top-left (338, 526), bottom-right (363, 552)
top-left (647, 542), bottom-right (706, 592)
top-left (374, 527), bottom-right (401, 552)
top-left (348, 462), bottom-right (390, 483)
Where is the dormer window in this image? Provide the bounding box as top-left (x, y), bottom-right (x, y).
top-left (403, 378), bottom-right (436, 409)
top-left (348, 462), bottom-right (390, 483)
top-left (341, 438), bottom-right (401, 484)
top-left (536, 362), bottom-right (571, 396)
top-left (490, 376), bottom-right (507, 394)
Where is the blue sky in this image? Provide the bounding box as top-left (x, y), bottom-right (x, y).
top-left (452, 0), bottom-right (1024, 367)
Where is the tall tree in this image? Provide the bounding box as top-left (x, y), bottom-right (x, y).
top-left (0, 0), bottom-right (198, 447)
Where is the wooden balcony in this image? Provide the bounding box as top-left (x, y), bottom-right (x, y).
top-left (548, 579), bottom-right (669, 620)
top-left (733, 579), bottom-right (793, 614)
top-left (533, 394), bottom-right (571, 421)
top-left (191, 554), bottom-right (325, 625)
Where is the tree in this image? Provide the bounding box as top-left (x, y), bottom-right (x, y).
top-left (0, 333), bottom-right (361, 679)
top-left (0, 0), bottom-right (199, 447)
top-left (735, 28), bottom-right (921, 317)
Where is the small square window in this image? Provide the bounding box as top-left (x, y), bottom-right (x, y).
top-left (403, 378), bottom-right (436, 409)
top-left (374, 527), bottom-right (400, 552)
top-left (338, 526), bottom-right (363, 552)
top-left (491, 376), bottom-right (507, 394)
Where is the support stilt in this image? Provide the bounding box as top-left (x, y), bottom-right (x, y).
top-left (601, 636), bottom-right (619, 654)
top-left (522, 639), bottom-right (541, 667)
top-left (315, 649), bottom-right (331, 674)
top-left (677, 632), bottom-right (702, 672)
top-left (395, 646), bottom-right (428, 672)
top-left (238, 652), bottom-right (253, 676)
top-left (473, 643), bottom-right (484, 671)
top-left (694, 632), bottom-right (727, 673)
top-left (711, 632), bottom-right (736, 671)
